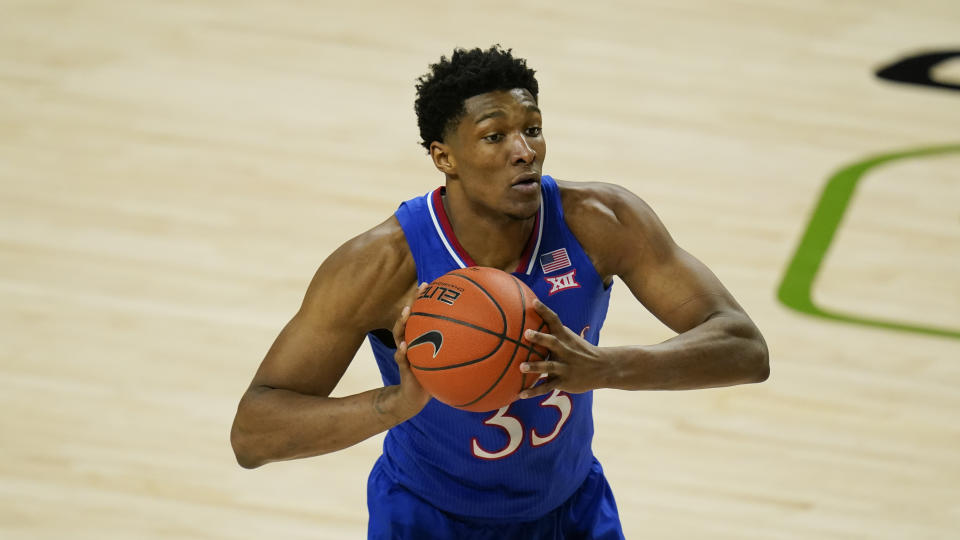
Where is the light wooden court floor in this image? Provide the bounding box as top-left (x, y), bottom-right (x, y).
top-left (1, 1), bottom-right (958, 538)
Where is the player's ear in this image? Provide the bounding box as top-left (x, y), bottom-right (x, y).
top-left (430, 141), bottom-right (456, 175)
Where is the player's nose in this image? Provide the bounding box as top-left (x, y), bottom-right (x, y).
top-left (510, 133), bottom-right (537, 165)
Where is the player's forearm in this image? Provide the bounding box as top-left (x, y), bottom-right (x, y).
top-left (230, 385), bottom-right (412, 468)
top-left (605, 312), bottom-right (769, 391)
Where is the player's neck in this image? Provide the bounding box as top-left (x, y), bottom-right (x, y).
top-left (441, 190), bottom-right (536, 273)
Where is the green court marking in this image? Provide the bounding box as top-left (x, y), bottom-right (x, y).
top-left (778, 144), bottom-right (960, 340)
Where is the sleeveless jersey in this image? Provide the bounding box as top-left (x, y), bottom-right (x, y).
top-left (367, 175), bottom-right (612, 521)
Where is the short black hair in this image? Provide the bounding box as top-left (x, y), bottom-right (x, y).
top-left (414, 45), bottom-right (539, 150)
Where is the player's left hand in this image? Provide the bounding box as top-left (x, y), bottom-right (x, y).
top-left (518, 299), bottom-right (613, 399)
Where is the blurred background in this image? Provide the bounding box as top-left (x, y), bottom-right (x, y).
top-left (1, 1), bottom-right (958, 538)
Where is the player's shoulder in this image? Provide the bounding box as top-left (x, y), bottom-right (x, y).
top-left (556, 178), bottom-right (655, 230)
top-left (555, 179), bottom-right (662, 278)
top-left (304, 214), bottom-right (416, 328)
top-left (329, 214), bottom-right (411, 266)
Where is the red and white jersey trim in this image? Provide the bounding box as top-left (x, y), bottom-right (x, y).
top-left (427, 187), bottom-right (543, 275)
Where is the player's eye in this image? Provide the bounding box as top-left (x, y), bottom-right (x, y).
top-left (483, 133), bottom-right (504, 143)
top-left (525, 126), bottom-right (542, 137)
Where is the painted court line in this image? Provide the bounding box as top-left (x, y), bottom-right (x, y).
top-left (778, 144), bottom-right (960, 340)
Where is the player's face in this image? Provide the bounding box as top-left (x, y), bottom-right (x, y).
top-left (441, 88), bottom-right (546, 220)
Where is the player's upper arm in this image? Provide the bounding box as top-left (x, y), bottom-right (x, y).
top-left (247, 216), bottom-right (416, 398)
top-left (561, 180), bottom-right (745, 334)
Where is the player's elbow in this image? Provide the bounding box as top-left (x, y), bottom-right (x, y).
top-left (231, 423), bottom-right (270, 469)
top-left (752, 349), bottom-right (770, 383)
top-left (230, 400), bottom-right (269, 469)
top-left (231, 420), bottom-right (263, 469)
top-left (725, 315), bottom-right (769, 384)
top-left (234, 452), bottom-right (264, 470)
top-left (744, 328), bottom-right (770, 384)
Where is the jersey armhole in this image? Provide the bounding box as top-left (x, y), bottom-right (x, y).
top-left (370, 328), bottom-right (396, 349)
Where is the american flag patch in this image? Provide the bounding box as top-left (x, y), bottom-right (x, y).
top-left (539, 248), bottom-right (571, 274)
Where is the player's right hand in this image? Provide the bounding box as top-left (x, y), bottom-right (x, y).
top-left (391, 283), bottom-right (432, 418)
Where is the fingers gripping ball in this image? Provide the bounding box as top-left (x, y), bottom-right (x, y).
top-left (404, 267), bottom-right (550, 412)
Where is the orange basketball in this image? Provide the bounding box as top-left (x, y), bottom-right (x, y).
top-left (404, 266), bottom-right (550, 412)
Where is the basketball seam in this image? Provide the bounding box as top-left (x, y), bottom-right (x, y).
top-left (407, 311), bottom-right (546, 370)
top-left (448, 270), bottom-right (508, 335)
top-left (407, 269), bottom-right (549, 412)
top-left (454, 274), bottom-right (529, 408)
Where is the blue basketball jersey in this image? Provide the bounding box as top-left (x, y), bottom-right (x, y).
top-left (367, 175), bottom-right (612, 521)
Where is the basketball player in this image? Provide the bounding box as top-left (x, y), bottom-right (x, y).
top-left (231, 45), bottom-right (769, 539)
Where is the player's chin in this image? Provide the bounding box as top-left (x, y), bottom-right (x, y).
top-left (502, 193), bottom-right (541, 220)
top-left (503, 206), bottom-right (539, 221)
